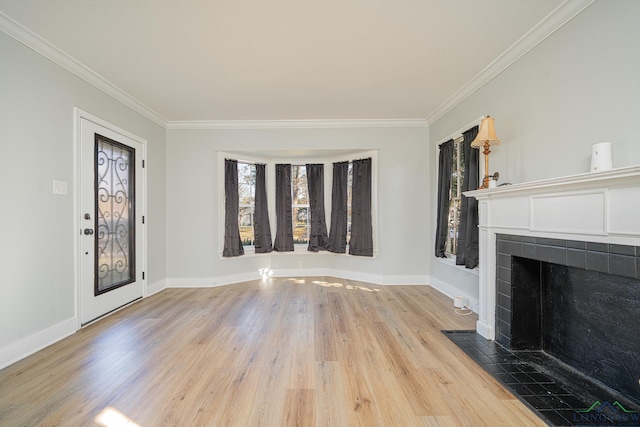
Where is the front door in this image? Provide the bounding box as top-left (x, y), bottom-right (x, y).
top-left (79, 116), bottom-right (144, 325)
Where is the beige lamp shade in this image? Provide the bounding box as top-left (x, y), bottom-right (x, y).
top-left (471, 116), bottom-right (500, 148)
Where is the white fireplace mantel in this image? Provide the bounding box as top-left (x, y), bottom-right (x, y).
top-left (464, 165), bottom-right (640, 340)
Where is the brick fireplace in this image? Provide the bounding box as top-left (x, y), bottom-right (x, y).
top-left (495, 234), bottom-right (640, 403)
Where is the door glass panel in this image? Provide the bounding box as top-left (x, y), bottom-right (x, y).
top-left (95, 134), bottom-right (135, 295)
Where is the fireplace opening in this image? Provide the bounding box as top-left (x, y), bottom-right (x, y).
top-left (511, 257), bottom-right (640, 405)
top-left (496, 234), bottom-right (640, 409)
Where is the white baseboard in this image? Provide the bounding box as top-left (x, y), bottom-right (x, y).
top-left (476, 320), bottom-right (494, 340)
top-left (167, 272), bottom-right (260, 288)
top-left (428, 276), bottom-right (479, 314)
top-left (147, 279), bottom-right (168, 296)
top-left (0, 317), bottom-right (77, 370)
top-left (382, 275), bottom-right (430, 285)
top-left (166, 277), bottom-right (219, 288)
top-left (166, 269), bottom-right (388, 289)
top-left (166, 270), bottom-right (434, 289)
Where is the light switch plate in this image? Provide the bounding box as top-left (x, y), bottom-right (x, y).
top-left (53, 180), bottom-right (68, 195)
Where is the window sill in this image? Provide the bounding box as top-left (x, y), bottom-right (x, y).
top-left (436, 256), bottom-right (479, 275)
top-left (219, 247), bottom-right (378, 260)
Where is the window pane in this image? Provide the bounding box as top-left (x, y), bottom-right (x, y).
top-left (347, 162), bottom-right (353, 243)
top-left (293, 207), bottom-right (309, 244)
top-left (95, 135), bottom-right (135, 294)
top-left (291, 165), bottom-right (309, 244)
top-left (446, 138), bottom-right (464, 255)
top-left (237, 162), bottom-right (256, 246)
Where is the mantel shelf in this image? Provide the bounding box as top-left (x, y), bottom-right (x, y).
top-left (462, 164), bottom-right (640, 342)
top-left (464, 165), bottom-right (640, 200)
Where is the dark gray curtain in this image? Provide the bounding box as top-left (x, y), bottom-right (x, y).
top-left (274, 163), bottom-right (294, 251)
top-left (306, 164), bottom-right (329, 252)
top-left (435, 139), bottom-right (454, 258)
top-left (223, 159), bottom-right (244, 257)
top-left (328, 161), bottom-right (349, 254)
top-left (253, 163), bottom-right (272, 253)
top-left (457, 126), bottom-right (479, 268)
top-left (349, 158), bottom-right (373, 257)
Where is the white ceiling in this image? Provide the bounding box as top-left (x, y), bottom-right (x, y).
top-left (0, 0), bottom-right (580, 124)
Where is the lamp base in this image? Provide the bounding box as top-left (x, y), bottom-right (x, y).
top-left (478, 172), bottom-right (499, 190)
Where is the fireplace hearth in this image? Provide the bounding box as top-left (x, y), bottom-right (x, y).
top-left (461, 166), bottom-right (640, 425)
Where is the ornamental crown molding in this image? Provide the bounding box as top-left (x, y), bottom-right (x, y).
top-left (426, 0), bottom-right (596, 125)
top-left (166, 119), bottom-right (428, 130)
top-left (0, 11), bottom-right (168, 128)
top-left (1, 0), bottom-right (595, 128)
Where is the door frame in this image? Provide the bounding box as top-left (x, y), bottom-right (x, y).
top-left (73, 108), bottom-right (147, 329)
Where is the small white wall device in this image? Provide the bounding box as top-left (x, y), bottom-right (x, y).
top-left (453, 296), bottom-right (466, 309)
top-left (590, 142), bottom-right (612, 172)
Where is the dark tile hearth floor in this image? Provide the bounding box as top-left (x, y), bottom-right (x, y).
top-left (444, 330), bottom-right (640, 427)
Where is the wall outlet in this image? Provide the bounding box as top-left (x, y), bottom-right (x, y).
top-left (297, 261), bottom-right (303, 269)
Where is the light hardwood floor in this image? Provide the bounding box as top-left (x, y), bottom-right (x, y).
top-left (0, 277), bottom-right (545, 426)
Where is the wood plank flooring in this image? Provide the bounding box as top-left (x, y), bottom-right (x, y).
top-left (0, 277), bottom-right (545, 426)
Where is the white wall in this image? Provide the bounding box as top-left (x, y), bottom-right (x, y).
top-left (0, 31), bottom-right (167, 367)
top-left (429, 0), bottom-right (640, 306)
top-left (166, 126), bottom-right (429, 285)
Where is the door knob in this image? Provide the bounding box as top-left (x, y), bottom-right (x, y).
top-left (84, 228), bottom-right (94, 235)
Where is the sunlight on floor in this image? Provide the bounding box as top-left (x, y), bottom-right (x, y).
top-left (286, 278), bottom-right (380, 292)
top-left (95, 407), bottom-right (141, 427)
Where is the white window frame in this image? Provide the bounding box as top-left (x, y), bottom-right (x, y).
top-left (217, 150), bottom-right (378, 258)
top-left (237, 161), bottom-right (257, 247)
top-left (435, 117), bottom-right (483, 273)
top-left (445, 135), bottom-right (464, 257)
top-left (290, 164), bottom-right (311, 246)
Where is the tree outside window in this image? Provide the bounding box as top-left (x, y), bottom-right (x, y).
top-left (446, 136), bottom-right (464, 256)
top-left (347, 162), bottom-right (353, 243)
top-left (238, 162), bottom-right (256, 246)
top-left (291, 165), bottom-right (309, 244)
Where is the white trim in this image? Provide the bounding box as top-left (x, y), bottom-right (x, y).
top-left (465, 165), bottom-right (640, 199)
top-left (0, 11), bottom-right (167, 127)
top-left (426, 0), bottom-right (596, 124)
top-left (435, 116), bottom-right (485, 146)
top-left (216, 249), bottom-right (380, 260)
top-left (168, 271), bottom-right (435, 289)
top-left (475, 320), bottom-right (493, 340)
top-left (217, 150), bottom-right (379, 257)
top-left (465, 164), bottom-right (640, 341)
top-left (428, 276), bottom-right (479, 314)
top-left (73, 108), bottom-right (148, 329)
top-left (435, 257), bottom-right (479, 276)
top-left (167, 119), bottom-right (428, 130)
top-left (0, 317), bottom-right (76, 370)
top-left (167, 277), bottom-right (221, 288)
top-left (382, 275), bottom-right (430, 285)
top-left (147, 279), bottom-right (168, 296)
top-left (168, 270), bottom-right (386, 288)
top-left (0, 1), bottom-right (592, 128)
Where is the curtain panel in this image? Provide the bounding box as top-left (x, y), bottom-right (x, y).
top-left (253, 163), bottom-right (273, 253)
top-left (349, 158), bottom-right (373, 257)
top-left (223, 159), bottom-right (244, 257)
top-left (306, 164), bottom-right (329, 252)
top-left (435, 139), bottom-right (454, 258)
top-left (274, 163), bottom-right (294, 251)
top-left (457, 126), bottom-right (480, 268)
top-left (328, 161), bottom-right (349, 253)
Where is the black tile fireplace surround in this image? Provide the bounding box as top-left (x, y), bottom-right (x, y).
top-left (495, 234), bottom-right (640, 412)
